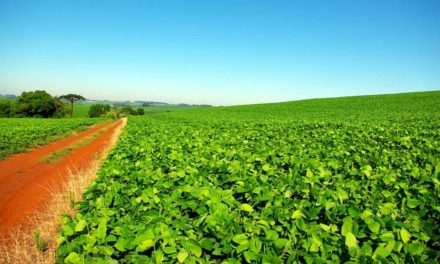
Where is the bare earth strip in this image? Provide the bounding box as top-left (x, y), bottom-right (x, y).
top-left (0, 118), bottom-right (127, 263)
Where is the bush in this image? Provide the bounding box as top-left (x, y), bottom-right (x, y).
top-left (105, 111), bottom-right (118, 120)
top-left (15, 90), bottom-right (66, 118)
top-left (120, 105), bottom-right (138, 116)
top-left (88, 104), bottom-right (111, 118)
top-left (137, 108), bottom-right (145, 115)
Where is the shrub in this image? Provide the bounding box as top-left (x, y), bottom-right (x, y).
top-left (137, 108), bottom-right (145, 115)
top-left (15, 90), bottom-right (66, 118)
top-left (88, 104), bottom-right (111, 118)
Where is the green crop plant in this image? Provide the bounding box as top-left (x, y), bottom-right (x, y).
top-left (57, 91), bottom-right (440, 263)
top-left (0, 118), bottom-right (104, 159)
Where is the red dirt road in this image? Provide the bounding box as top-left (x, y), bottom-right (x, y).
top-left (0, 119), bottom-right (125, 239)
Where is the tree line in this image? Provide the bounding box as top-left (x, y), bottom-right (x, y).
top-left (0, 90), bottom-right (72, 118)
top-left (0, 90), bottom-right (145, 118)
top-left (88, 104), bottom-right (145, 118)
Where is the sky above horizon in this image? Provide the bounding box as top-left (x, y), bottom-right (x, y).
top-left (0, 0), bottom-right (439, 106)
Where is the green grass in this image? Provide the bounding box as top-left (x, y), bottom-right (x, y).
top-left (72, 103), bottom-right (205, 117)
top-left (57, 91), bottom-right (440, 263)
top-left (39, 127), bottom-right (107, 163)
top-left (72, 103), bottom-right (93, 117)
top-left (0, 97), bottom-right (15, 103)
top-left (142, 105), bottom-right (204, 114)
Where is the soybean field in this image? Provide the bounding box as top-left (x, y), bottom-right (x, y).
top-left (0, 118), bottom-right (104, 159)
top-left (58, 91), bottom-right (440, 263)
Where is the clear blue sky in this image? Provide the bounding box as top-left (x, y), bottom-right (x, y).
top-left (0, 0), bottom-right (439, 105)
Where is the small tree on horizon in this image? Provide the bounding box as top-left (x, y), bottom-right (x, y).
top-left (59, 94), bottom-right (85, 117)
top-left (88, 104), bottom-right (111, 118)
top-left (137, 107), bottom-right (145, 115)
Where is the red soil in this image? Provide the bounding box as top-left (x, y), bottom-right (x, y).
top-left (0, 119), bottom-right (125, 240)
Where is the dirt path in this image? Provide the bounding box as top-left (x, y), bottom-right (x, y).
top-left (0, 118), bottom-right (126, 239)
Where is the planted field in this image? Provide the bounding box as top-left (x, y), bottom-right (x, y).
top-left (58, 92), bottom-right (440, 263)
top-left (72, 104), bottom-right (93, 118)
top-left (142, 105), bottom-right (204, 114)
top-left (71, 103), bottom-right (206, 117)
top-left (0, 118), bottom-right (103, 159)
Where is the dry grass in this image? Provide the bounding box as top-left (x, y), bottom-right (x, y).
top-left (39, 125), bottom-right (112, 164)
top-left (0, 165), bottom-right (100, 263)
top-left (0, 118), bottom-right (126, 264)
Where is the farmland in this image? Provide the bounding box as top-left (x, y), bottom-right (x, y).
top-left (71, 103), bottom-right (206, 117)
top-left (72, 104), bottom-right (93, 118)
top-left (0, 118), bottom-right (104, 159)
top-left (57, 92), bottom-right (439, 263)
top-left (142, 105), bottom-right (205, 114)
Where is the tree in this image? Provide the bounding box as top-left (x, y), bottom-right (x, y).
top-left (0, 101), bottom-right (14, 117)
top-left (53, 97), bottom-right (68, 117)
top-left (59, 94), bottom-right (86, 117)
top-left (88, 104), bottom-right (111, 118)
top-left (120, 105), bottom-right (138, 116)
top-left (15, 90), bottom-right (65, 118)
top-left (137, 108), bottom-right (145, 115)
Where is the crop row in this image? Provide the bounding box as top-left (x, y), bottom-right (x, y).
top-left (0, 118), bottom-right (103, 159)
top-left (57, 104), bottom-right (439, 263)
